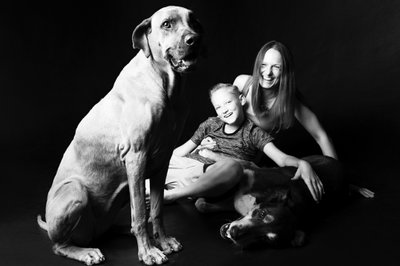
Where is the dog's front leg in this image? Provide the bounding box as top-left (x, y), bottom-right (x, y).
top-left (150, 165), bottom-right (182, 254)
top-left (125, 151), bottom-right (167, 265)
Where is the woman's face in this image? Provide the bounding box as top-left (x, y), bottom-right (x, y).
top-left (259, 48), bottom-right (282, 89)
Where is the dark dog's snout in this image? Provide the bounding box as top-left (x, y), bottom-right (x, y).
top-left (220, 223), bottom-right (240, 240)
top-left (220, 223), bottom-right (230, 239)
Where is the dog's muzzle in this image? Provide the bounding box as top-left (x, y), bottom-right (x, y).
top-left (166, 33), bottom-right (201, 73)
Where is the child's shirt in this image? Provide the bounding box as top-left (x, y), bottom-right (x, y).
top-left (187, 117), bottom-right (273, 163)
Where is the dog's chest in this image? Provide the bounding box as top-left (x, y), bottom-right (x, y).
top-left (148, 102), bottom-right (187, 157)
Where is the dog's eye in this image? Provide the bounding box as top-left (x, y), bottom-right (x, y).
top-left (162, 21), bottom-right (172, 29)
top-left (252, 209), bottom-right (267, 219)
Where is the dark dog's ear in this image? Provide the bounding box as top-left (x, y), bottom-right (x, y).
top-left (132, 18), bottom-right (151, 57)
top-left (291, 230), bottom-right (306, 247)
top-left (256, 187), bottom-right (289, 205)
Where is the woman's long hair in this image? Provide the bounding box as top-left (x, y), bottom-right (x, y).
top-left (244, 41), bottom-right (296, 132)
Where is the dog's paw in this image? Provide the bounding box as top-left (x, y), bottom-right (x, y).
top-left (53, 244), bottom-right (105, 265)
top-left (195, 198), bottom-right (217, 213)
top-left (139, 246), bottom-right (168, 265)
top-left (156, 236), bottom-right (182, 254)
top-left (79, 249), bottom-right (106, 265)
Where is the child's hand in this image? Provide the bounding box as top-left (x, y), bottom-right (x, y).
top-left (198, 137), bottom-right (217, 151)
top-left (198, 148), bottom-right (227, 162)
top-left (292, 160), bottom-right (324, 202)
top-left (198, 148), bottom-right (218, 160)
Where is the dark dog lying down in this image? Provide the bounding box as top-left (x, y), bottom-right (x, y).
top-left (219, 155), bottom-right (346, 247)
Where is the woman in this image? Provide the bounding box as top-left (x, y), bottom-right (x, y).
top-left (230, 40), bottom-right (372, 197)
top-left (234, 40), bottom-right (337, 158)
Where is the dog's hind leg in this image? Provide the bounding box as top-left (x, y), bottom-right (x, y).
top-left (41, 177), bottom-right (105, 265)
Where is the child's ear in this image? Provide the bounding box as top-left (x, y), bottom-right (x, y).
top-left (239, 94), bottom-right (246, 106)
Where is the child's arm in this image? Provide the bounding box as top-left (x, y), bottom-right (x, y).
top-left (263, 142), bottom-right (324, 202)
top-left (173, 140), bottom-right (198, 157)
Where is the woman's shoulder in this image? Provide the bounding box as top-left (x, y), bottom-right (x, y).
top-left (233, 74), bottom-right (252, 92)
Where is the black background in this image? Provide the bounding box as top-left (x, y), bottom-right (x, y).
top-left (2, 0), bottom-right (400, 265)
top-left (3, 0), bottom-right (400, 167)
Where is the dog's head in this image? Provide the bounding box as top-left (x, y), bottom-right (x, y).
top-left (220, 188), bottom-right (306, 248)
top-left (132, 6), bottom-right (203, 73)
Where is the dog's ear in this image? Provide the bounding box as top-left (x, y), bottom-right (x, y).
top-left (132, 18), bottom-right (151, 57)
top-left (291, 230), bottom-right (306, 247)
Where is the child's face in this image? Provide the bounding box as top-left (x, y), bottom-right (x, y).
top-left (211, 88), bottom-right (245, 126)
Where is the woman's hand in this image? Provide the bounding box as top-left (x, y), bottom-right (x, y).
top-left (292, 160), bottom-right (324, 202)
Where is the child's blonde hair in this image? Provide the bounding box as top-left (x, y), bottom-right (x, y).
top-left (209, 83), bottom-right (240, 100)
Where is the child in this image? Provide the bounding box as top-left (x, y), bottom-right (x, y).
top-left (164, 83), bottom-right (324, 203)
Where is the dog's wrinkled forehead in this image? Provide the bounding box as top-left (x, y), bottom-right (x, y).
top-left (151, 6), bottom-right (200, 33)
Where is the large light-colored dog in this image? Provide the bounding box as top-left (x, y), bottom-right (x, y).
top-left (37, 6), bottom-right (203, 265)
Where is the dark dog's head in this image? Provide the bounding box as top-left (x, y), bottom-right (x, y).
top-left (220, 188), bottom-right (306, 248)
top-left (132, 6), bottom-right (203, 73)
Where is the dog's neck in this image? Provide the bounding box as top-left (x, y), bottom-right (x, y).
top-left (148, 54), bottom-right (184, 101)
top-left (135, 51), bottom-right (184, 101)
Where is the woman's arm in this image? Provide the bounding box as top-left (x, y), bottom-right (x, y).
top-left (296, 103), bottom-right (375, 198)
top-left (173, 140), bottom-right (198, 157)
top-left (295, 102), bottom-right (338, 159)
top-left (263, 142), bottom-right (324, 202)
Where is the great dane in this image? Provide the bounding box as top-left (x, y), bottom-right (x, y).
top-left (37, 6), bottom-right (203, 265)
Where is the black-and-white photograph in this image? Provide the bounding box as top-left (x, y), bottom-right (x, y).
top-left (2, 0), bottom-right (399, 265)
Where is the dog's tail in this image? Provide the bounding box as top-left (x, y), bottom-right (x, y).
top-left (37, 215), bottom-right (48, 231)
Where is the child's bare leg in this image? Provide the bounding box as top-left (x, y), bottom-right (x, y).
top-left (164, 159), bottom-right (242, 203)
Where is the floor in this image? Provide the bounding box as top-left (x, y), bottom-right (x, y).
top-left (1, 159), bottom-right (399, 266)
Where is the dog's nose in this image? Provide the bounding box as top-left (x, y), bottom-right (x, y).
top-left (184, 34), bottom-right (198, 46)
